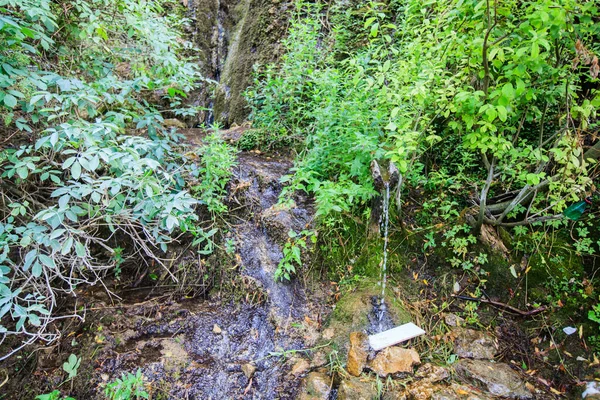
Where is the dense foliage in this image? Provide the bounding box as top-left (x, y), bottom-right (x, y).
top-left (0, 0), bottom-right (231, 359)
top-left (250, 0), bottom-right (599, 223)
top-left (248, 0), bottom-right (600, 342)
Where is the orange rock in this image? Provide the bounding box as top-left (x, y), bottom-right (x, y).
top-left (347, 331), bottom-right (368, 376)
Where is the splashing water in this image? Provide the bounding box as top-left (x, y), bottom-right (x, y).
top-left (378, 181), bottom-right (391, 329)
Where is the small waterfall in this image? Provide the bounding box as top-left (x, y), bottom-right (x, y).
top-left (377, 181), bottom-right (391, 330)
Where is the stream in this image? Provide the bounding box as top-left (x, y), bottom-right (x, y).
top-left (91, 150), bottom-right (322, 399)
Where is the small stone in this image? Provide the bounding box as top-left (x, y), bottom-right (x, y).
top-left (415, 363), bottom-right (449, 382)
top-left (213, 324), bottom-right (222, 334)
top-left (291, 358), bottom-right (310, 376)
top-left (431, 383), bottom-right (493, 400)
top-left (444, 313), bottom-right (464, 327)
top-left (337, 376), bottom-right (377, 400)
top-left (368, 347), bottom-right (420, 377)
top-left (322, 327), bottom-right (335, 340)
top-left (454, 328), bottom-right (496, 359)
top-left (407, 380), bottom-right (438, 399)
top-left (241, 363), bottom-right (256, 379)
top-left (381, 389), bottom-right (407, 400)
top-left (297, 372), bottom-right (331, 400)
top-left (163, 118), bottom-right (187, 129)
top-left (310, 351), bottom-right (328, 368)
top-left (347, 331), bottom-right (368, 376)
top-left (456, 359), bottom-right (533, 399)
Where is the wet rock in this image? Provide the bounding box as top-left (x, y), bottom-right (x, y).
top-left (347, 331), bottom-right (368, 376)
top-left (241, 363), bottom-right (256, 379)
top-left (326, 281), bottom-right (411, 357)
top-left (455, 359), bottom-right (532, 399)
top-left (291, 357), bottom-right (310, 376)
top-left (260, 205), bottom-right (294, 244)
top-left (368, 347), bottom-right (420, 377)
top-left (212, 324), bottom-right (222, 334)
top-left (298, 372), bottom-right (332, 400)
top-left (338, 376), bottom-right (377, 400)
top-left (453, 328), bottom-right (496, 359)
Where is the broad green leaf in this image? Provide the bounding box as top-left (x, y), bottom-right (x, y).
top-left (71, 161), bottom-right (81, 179)
top-left (38, 254), bottom-right (56, 269)
top-left (3, 94), bottom-right (17, 108)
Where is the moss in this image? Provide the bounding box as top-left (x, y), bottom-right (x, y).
top-left (324, 279), bottom-right (411, 355)
top-left (213, 0), bottom-right (292, 126)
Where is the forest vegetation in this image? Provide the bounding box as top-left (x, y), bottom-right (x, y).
top-left (0, 0), bottom-right (599, 398)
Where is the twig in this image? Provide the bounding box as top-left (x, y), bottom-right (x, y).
top-left (451, 294), bottom-right (547, 316)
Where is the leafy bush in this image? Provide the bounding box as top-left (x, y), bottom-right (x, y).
top-left (190, 129), bottom-right (238, 214)
top-left (0, 0), bottom-right (223, 360)
top-left (248, 0), bottom-right (600, 227)
top-left (105, 370), bottom-right (149, 400)
top-left (35, 391), bottom-right (75, 400)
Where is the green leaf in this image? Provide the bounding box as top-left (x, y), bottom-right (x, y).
top-left (61, 236), bottom-right (74, 255)
top-left (3, 94), bottom-right (17, 108)
top-left (75, 241), bottom-right (86, 258)
top-left (28, 313), bottom-right (41, 326)
top-left (38, 254), bottom-right (56, 269)
top-left (71, 161), bottom-right (81, 179)
top-left (32, 261), bottom-right (42, 278)
top-left (497, 105), bottom-right (508, 122)
top-left (23, 250), bottom-right (37, 271)
top-left (501, 82), bottom-right (514, 100)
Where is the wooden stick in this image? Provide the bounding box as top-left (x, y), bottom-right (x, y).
top-left (451, 294), bottom-right (547, 317)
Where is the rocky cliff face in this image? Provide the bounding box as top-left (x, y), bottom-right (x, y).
top-left (188, 0), bottom-right (291, 127)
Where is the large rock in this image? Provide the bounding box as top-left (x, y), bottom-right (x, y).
top-left (325, 282), bottom-right (411, 359)
top-left (260, 205), bottom-right (294, 244)
top-left (347, 331), bottom-right (368, 376)
top-left (212, 0), bottom-right (291, 126)
top-left (455, 359), bottom-right (532, 399)
top-left (297, 372), bottom-right (332, 400)
top-left (368, 347), bottom-right (420, 377)
top-left (338, 376), bottom-right (378, 400)
top-left (454, 328), bottom-right (497, 359)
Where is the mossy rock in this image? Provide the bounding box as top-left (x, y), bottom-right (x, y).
top-left (213, 0), bottom-right (292, 126)
top-left (323, 279), bottom-right (412, 356)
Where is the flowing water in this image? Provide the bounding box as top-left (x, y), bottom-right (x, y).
top-left (79, 151), bottom-right (318, 399)
top-left (375, 181), bottom-right (392, 333)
